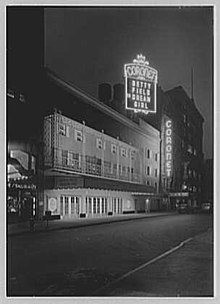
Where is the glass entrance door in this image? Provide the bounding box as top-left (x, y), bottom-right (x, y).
top-left (60, 196), bottom-right (80, 217)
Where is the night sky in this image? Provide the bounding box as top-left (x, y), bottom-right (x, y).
top-left (45, 7), bottom-right (213, 159)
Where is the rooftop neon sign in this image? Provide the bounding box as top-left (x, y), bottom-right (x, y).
top-left (124, 54), bottom-right (158, 114)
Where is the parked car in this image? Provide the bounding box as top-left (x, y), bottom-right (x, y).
top-left (177, 202), bottom-right (188, 214)
top-left (176, 202), bottom-right (196, 214)
top-left (201, 202), bottom-right (212, 213)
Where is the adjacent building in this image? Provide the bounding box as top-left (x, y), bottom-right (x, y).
top-left (7, 7), bottom-right (45, 221)
top-left (163, 87), bottom-right (204, 208)
top-left (201, 158), bottom-right (213, 205)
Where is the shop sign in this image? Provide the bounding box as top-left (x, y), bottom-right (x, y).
top-left (169, 192), bottom-right (189, 197)
top-left (165, 119), bottom-right (172, 177)
top-left (124, 54), bottom-right (158, 114)
top-left (127, 200), bottom-right (132, 209)
top-left (8, 182), bottom-right (36, 190)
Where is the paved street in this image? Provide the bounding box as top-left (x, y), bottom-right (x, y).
top-left (98, 227), bottom-right (213, 297)
top-left (7, 213), bottom-right (213, 297)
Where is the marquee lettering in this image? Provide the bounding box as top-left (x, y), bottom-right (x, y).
top-left (124, 54), bottom-right (158, 115)
top-left (165, 119), bottom-right (172, 177)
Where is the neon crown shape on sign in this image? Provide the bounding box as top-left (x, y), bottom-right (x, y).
top-left (133, 54), bottom-right (149, 66)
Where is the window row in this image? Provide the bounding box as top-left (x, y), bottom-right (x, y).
top-left (85, 197), bottom-right (123, 214)
top-left (181, 141), bottom-right (197, 156)
top-left (61, 151), bottom-right (135, 176)
top-left (59, 123), bottom-right (136, 158)
top-left (60, 196), bottom-right (80, 216)
top-left (187, 168), bottom-right (197, 179)
top-left (146, 180), bottom-right (158, 189)
top-left (59, 195), bottom-right (123, 216)
top-left (145, 148), bottom-right (159, 162)
top-left (85, 197), bottom-right (108, 214)
top-left (146, 166), bottom-right (158, 177)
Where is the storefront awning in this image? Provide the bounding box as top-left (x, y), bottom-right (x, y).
top-left (7, 157), bottom-right (32, 178)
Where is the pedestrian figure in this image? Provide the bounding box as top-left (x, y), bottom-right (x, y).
top-left (29, 217), bottom-right (35, 232)
top-left (45, 211), bottom-right (51, 229)
top-left (145, 199), bottom-right (150, 213)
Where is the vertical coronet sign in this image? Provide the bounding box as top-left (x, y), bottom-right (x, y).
top-left (165, 119), bottom-right (172, 177)
top-left (124, 54), bottom-right (158, 114)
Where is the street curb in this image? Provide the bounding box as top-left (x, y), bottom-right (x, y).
top-left (93, 236), bottom-right (194, 296)
top-left (8, 212), bottom-right (177, 237)
top-left (93, 228), bottom-right (213, 296)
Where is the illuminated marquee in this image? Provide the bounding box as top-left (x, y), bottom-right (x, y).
top-left (124, 54), bottom-right (158, 114)
top-left (165, 119), bottom-right (172, 177)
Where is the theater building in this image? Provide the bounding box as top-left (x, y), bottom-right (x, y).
top-left (43, 109), bottom-right (160, 219)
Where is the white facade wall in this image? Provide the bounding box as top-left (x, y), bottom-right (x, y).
top-left (43, 112), bottom-right (160, 219)
top-left (44, 113), bottom-right (142, 183)
top-left (44, 113), bottom-right (160, 188)
top-left (44, 188), bottom-right (136, 218)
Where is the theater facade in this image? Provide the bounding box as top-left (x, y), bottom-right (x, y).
top-left (42, 102), bottom-right (160, 219)
top-left (7, 49), bottom-right (204, 221)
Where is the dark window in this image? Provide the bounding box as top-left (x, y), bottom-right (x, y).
top-left (62, 150), bottom-right (68, 166)
top-left (89, 197), bottom-right (92, 213)
top-left (93, 198), bottom-right (97, 214)
top-left (121, 148), bottom-right (127, 157)
top-left (131, 150), bottom-right (136, 160)
top-left (97, 198), bottom-right (100, 213)
top-left (111, 144), bottom-right (117, 154)
top-left (76, 197), bottom-right (79, 214)
top-left (75, 130), bottom-right (83, 142)
top-left (60, 196), bottom-right (64, 215)
top-left (96, 138), bottom-right (103, 149)
top-left (65, 196), bottom-right (69, 214)
top-left (59, 123), bottom-right (66, 136)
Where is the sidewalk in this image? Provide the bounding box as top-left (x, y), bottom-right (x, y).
top-left (7, 211), bottom-right (175, 236)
